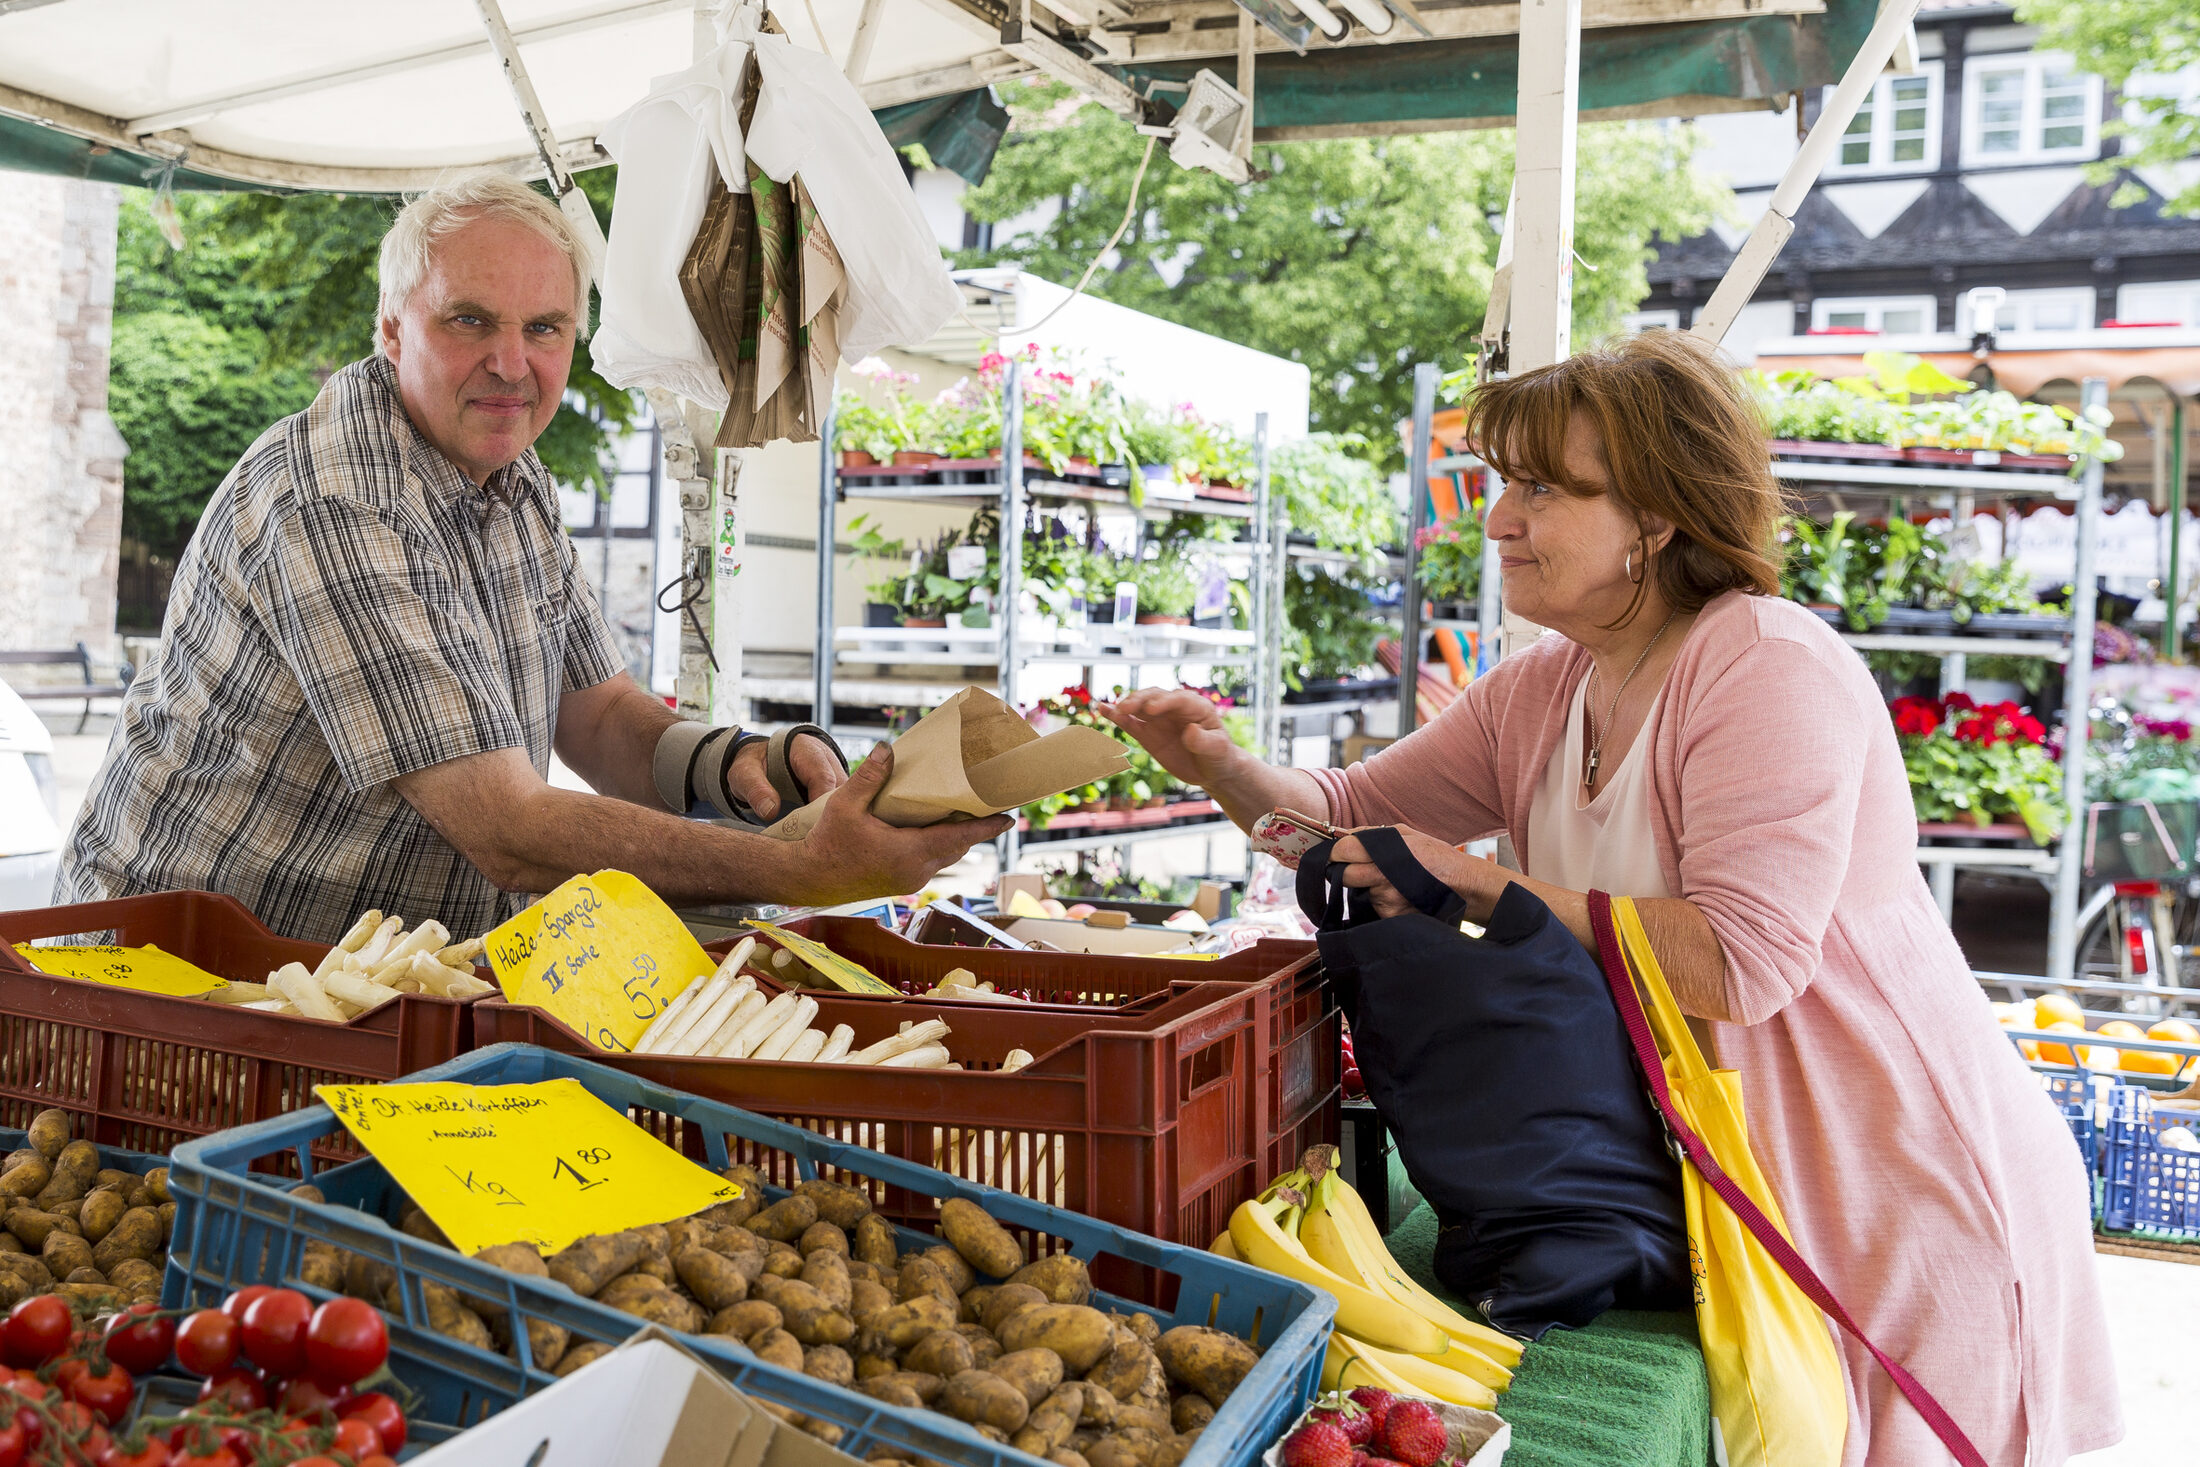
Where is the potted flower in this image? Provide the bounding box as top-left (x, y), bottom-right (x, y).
top-left (1891, 692), bottom-right (2066, 843)
top-left (846, 514), bottom-right (912, 627)
top-left (1416, 514), bottom-right (1483, 610)
top-left (1132, 547), bottom-right (1198, 626)
top-left (833, 394), bottom-right (904, 467)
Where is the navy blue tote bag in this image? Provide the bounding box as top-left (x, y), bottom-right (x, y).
top-left (1298, 827), bottom-right (1691, 1338)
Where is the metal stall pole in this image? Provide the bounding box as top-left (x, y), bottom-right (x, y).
top-left (2169, 397), bottom-right (2189, 661)
top-left (1267, 430), bottom-right (1289, 764)
top-left (1475, 468), bottom-right (1503, 671)
top-left (1399, 364), bottom-right (1438, 733)
top-left (1251, 413), bottom-right (1275, 760)
top-left (2049, 376), bottom-right (2110, 983)
top-left (997, 358), bottom-right (1027, 873)
top-left (814, 417), bottom-right (837, 730)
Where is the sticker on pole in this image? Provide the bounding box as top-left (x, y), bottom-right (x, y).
top-left (312, 1078), bottom-right (742, 1255)
top-left (13, 944), bottom-right (229, 997)
top-left (487, 871), bottom-right (715, 1052)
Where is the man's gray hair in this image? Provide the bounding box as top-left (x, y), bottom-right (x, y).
top-left (376, 170), bottom-right (593, 354)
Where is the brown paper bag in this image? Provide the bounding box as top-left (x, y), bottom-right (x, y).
top-left (764, 688), bottom-right (1130, 841)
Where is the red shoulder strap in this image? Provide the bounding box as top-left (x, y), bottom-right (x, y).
top-left (1585, 891), bottom-right (1987, 1467)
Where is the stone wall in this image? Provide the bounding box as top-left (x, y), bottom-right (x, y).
top-left (0, 172), bottom-right (124, 665)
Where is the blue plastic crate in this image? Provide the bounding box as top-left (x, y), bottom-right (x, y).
top-left (165, 1043), bottom-right (1333, 1467)
top-left (2036, 1071), bottom-right (2100, 1175)
top-left (2100, 1085), bottom-right (2200, 1238)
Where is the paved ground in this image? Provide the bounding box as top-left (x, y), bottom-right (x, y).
top-left (41, 715), bottom-right (2200, 1458)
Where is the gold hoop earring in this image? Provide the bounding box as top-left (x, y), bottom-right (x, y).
top-left (1629, 534), bottom-right (1648, 585)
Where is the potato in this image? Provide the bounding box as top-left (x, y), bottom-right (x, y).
top-left (1010, 1255), bottom-right (1092, 1307)
top-left (763, 1242), bottom-right (805, 1279)
top-left (52, 1282), bottom-right (126, 1314)
top-left (40, 1225), bottom-right (91, 1282)
top-left (92, 1208), bottom-right (160, 1274)
top-left (400, 1208), bottom-right (450, 1247)
top-left (904, 1327), bottom-right (975, 1378)
top-left (1079, 1384), bottom-right (1118, 1428)
top-left (1154, 1431), bottom-right (1201, 1467)
top-left (850, 1277), bottom-right (896, 1330)
top-left (105, 1258), bottom-right (161, 1296)
top-left (991, 1347), bottom-right (1067, 1408)
top-left (762, 1279), bottom-right (854, 1347)
top-left (896, 1255), bottom-right (958, 1309)
top-left (0, 1274), bottom-right (26, 1311)
top-left (859, 1377), bottom-right (926, 1411)
top-left (93, 1169), bottom-right (135, 1196)
top-left (981, 1282), bottom-right (1048, 1336)
top-left (676, 1246), bottom-right (751, 1311)
top-left (941, 1367), bottom-right (1031, 1433)
top-left (748, 1326), bottom-right (805, 1372)
top-left (709, 1300), bottom-right (783, 1338)
top-left (76, 1189), bottom-right (124, 1246)
top-left (940, 1198), bottom-right (1025, 1280)
top-left (962, 1325), bottom-right (1005, 1371)
top-left (0, 1234), bottom-right (20, 1256)
top-left (846, 1257), bottom-right (890, 1289)
top-left (1015, 1385), bottom-right (1091, 1458)
top-left (466, 1242), bottom-right (567, 1370)
top-left (853, 1213), bottom-right (899, 1271)
top-left (960, 1283), bottom-right (1001, 1325)
top-left (1171, 1396), bottom-right (1214, 1434)
top-left (4, 1210), bottom-right (74, 1251)
top-left (62, 1266), bottom-right (105, 1287)
top-left (745, 1195), bottom-right (819, 1243)
top-left (795, 1223), bottom-right (848, 1261)
top-left (33, 1142), bottom-right (98, 1209)
top-left (1118, 1312), bottom-right (1160, 1346)
top-left (300, 1240), bottom-right (346, 1294)
top-left (700, 1163), bottom-right (765, 1227)
top-left (797, 1417), bottom-right (845, 1447)
top-left (598, 1274), bottom-right (703, 1332)
top-left (1087, 1428), bottom-right (1165, 1467)
top-left (155, 1202), bottom-right (175, 1242)
top-left (1154, 1327), bottom-right (1258, 1408)
top-left (801, 1251), bottom-right (853, 1314)
top-left (1085, 1340), bottom-right (1163, 1403)
top-left (24, 1112), bottom-right (68, 1163)
top-left (999, 1304), bottom-right (1115, 1375)
top-left (854, 1351), bottom-right (899, 1381)
top-left (874, 1294), bottom-right (957, 1349)
top-left (553, 1340), bottom-right (615, 1378)
top-left (141, 1168), bottom-right (171, 1205)
top-left (1052, 1453), bottom-right (1093, 1467)
top-left (794, 1178), bottom-right (873, 1230)
top-left (803, 1343), bottom-right (856, 1386)
top-left (0, 1158), bottom-right (48, 1201)
top-left (344, 1251), bottom-right (396, 1304)
top-left (546, 1230), bottom-right (645, 1297)
top-left (423, 1280), bottom-right (494, 1349)
top-left (630, 1224), bottom-right (676, 1285)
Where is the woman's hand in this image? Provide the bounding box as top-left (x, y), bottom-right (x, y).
top-left (1099, 689), bottom-right (1248, 791)
top-left (1329, 826), bottom-right (1497, 920)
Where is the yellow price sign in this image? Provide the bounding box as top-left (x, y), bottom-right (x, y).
top-left (487, 872), bottom-right (714, 1052)
top-left (14, 943), bottom-right (229, 997)
top-left (313, 1078), bottom-right (743, 1255)
top-left (746, 921), bottom-right (899, 996)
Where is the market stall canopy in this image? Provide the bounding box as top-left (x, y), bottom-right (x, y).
top-left (0, 0), bottom-right (1883, 193)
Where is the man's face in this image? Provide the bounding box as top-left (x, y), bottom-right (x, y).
top-left (381, 214), bottom-right (577, 485)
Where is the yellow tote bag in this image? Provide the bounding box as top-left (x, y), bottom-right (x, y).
top-left (1588, 894), bottom-right (1988, 1467)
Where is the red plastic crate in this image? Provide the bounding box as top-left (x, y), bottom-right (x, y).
top-left (759, 916), bottom-right (1342, 1195)
top-left (0, 891), bottom-right (476, 1160)
top-left (474, 972), bottom-right (1276, 1273)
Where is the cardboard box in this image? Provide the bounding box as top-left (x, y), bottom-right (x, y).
top-left (998, 917), bottom-right (1198, 955)
top-left (407, 1328), bottom-right (860, 1467)
top-left (997, 875), bottom-right (1228, 923)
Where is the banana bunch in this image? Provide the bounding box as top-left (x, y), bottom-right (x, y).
top-left (1215, 1146), bottom-right (1523, 1411)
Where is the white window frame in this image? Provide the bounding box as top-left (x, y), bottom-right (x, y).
top-left (1961, 52), bottom-right (2102, 167)
top-left (2115, 280), bottom-right (2200, 328)
top-left (1622, 309), bottom-right (1680, 333)
top-left (1971, 286), bottom-right (2095, 334)
top-left (1811, 295), bottom-right (1941, 335)
top-left (1825, 62), bottom-right (1944, 176)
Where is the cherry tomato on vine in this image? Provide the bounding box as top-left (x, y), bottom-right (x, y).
top-left (276, 1376), bottom-right (352, 1419)
top-left (194, 1365), bottom-right (265, 1414)
top-left (287, 1459), bottom-right (341, 1467)
top-left (100, 1439), bottom-right (171, 1467)
top-left (176, 1448), bottom-right (238, 1467)
top-left (0, 1421), bottom-right (21, 1467)
top-left (2, 1296), bottom-right (70, 1367)
top-left (59, 1358), bottom-right (135, 1425)
top-left (303, 1298), bottom-right (386, 1389)
top-left (330, 1416), bottom-right (384, 1460)
top-left (239, 1290), bottom-right (312, 1377)
top-left (103, 1304), bottom-right (175, 1376)
top-left (174, 1311), bottom-right (239, 1376)
top-left (341, 1392), bottom-right (406, 1453)
top-left (218, 1287), bottom-right (273, 1324)
top-left (356, 1457), bottom-right (397, 1467)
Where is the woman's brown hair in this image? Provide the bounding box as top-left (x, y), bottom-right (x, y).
top-left (1463, 329), bottom-right (1784, 626)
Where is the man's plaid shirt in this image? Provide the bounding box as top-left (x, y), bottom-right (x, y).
top-left (56, 355), bottom-right (626, 944)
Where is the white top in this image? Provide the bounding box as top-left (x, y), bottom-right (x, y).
top-left (1524, 675), bottom-right (1673, 900)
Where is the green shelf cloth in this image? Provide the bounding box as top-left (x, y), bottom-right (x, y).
top-left (1381, 1160), bottom-right (1713, 1467)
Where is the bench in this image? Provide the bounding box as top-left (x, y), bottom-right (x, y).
top-left (0, 644), bottom-right (131, 733)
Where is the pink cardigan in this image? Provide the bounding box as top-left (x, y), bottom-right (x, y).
top-left (1310, 592), bottom-right (2121, 1467)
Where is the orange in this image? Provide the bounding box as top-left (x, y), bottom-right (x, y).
top-left (2034, 993), bottom-right (2086, 1029)
top-left (2121, 1048), bottom-right (2179, 1076)
top-left (2036, 1021), bottom-right (2087, 1066)
top-left (2146, 1019), bottom-right (2200, 1043)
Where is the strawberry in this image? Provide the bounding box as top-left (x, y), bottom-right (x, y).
top-left (1282, 1421), bottom-right (1355, 1467)
top-left (1377, 1398), bottom-right (1448, 1467)
top-left (1346, 1386), bottom-right (1395, 1434)
top-left (1307, 1397), bottom-right (1376, 1447)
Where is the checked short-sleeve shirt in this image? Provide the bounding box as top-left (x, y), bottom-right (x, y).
top-left (55, 355), bottom-right (626, 944)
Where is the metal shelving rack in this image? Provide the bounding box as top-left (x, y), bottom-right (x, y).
top-left (811, 359), bottom-right (1282, 874)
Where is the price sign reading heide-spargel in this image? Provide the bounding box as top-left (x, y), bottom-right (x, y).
top-left (313, 1079), bottom-right (742, 1255)
top-left (487, 871), bottom-right (715, 1052)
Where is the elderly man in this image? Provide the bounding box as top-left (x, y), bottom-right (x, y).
top-left (58, 172), bottom-right (1005, 943)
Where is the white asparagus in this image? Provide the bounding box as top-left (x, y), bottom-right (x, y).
top-left (631, 975), bottom-right (712, 1054)
top-left (780, 1027), bottom-right (828, 1064)
top-left (666, 978), bottom-right (756, 1058)
top-left (441, 964), bottom-right (495, 995)
top-left (750, 997), bottom-right (819, 1061)
top-left (1001, 1048), bottom-right (1036, 1073)
top-left (308, 943), bottom-right (352, 982)
top-left (406, 952), bottom-right (485, 998)
top-left (392, 977), bottom-right (425, 994)
top-left (239, 999), bottom-right (294, 1013)
top-left (647, 976), bottom-right (733, 1054)
top-left (848, 1020), bottom-right (950, 1066)
top-left (365, 952), bottom-right (416, 987)
top-left (353, 916), bottom-right (404, 967)
top-left (320, 972), bottom-right (403, 1014)
top-left (434, 938), bottom-right (485, 969)
top-left (877, 1043), bottom-right (952, 1069)
top-left (380, 920), bottom-right (451, 968)
top-left (338, 950), bottom-right (367, 972)
top-left (335, 910), bottom-right (384, 954)
top-left (204, 982), bottom-right (277, 1006)
top-left (928, 983), bottom-right (1022, 1005)
top-left (898, 1020), bottom-right (913, 1034)
top-left (699, 989), bottom-right (771, 1057)
top-left (817, 1024), bottom-right (855, 1063)
top-left (269, 962), bottom-right (346, 1022)
top-left (712, 935), bottom-right (758, 981)
top-left (724, 991), bottom-right (801, 1059)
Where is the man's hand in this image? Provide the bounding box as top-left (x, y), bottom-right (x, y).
top-left (787, 745), bottom-right (1011, 904)
top-left (728, 732), bottom-right (850, 821)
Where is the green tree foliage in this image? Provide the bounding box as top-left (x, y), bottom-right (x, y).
top-left (955, 85), bottom-right (1728, 461)
top-left (2015, 0), bottom-right (2200, 215)
top-left (109, 171), bottom-right (639, 558)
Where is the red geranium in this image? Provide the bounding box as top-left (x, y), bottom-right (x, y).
top-left (1889, 696), bottom-right (1941, 737)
